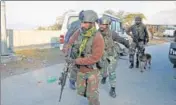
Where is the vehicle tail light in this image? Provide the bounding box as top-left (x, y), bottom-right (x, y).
top-left (59, 34), bottom-right (64, 44)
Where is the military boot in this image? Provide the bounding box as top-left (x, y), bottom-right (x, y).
top-left (101, 77), bottom-right (107, 84)
top-left (69, 79), bottom-right (76, 90)
top-left (129, 62), bottom-right (134, 69)
top-left (109, 87), bottom-right (116, 98)
top-left (173, 64), bottom-right (176, 68)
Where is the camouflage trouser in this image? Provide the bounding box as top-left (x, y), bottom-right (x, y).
top-left (101, 56), bottom-right (117, 87)
top-left (69, 65), bottom-right (78, 82)
top-left (129, 41), bottom-right (145, 64)
top-left (77, 70), bottom-right (100, 105)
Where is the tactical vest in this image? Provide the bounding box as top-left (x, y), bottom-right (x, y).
top-left (102, 30), bottom-right (118, 59)
top-left (71, 29), bottom-right (103, 69)
top-left (131, 24), bottom-right (146, 40)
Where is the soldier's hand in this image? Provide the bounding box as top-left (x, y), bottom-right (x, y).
top-left (125, 40), bottom-right (130, 48)
top-left (146, 38), bottom-right (149, 43)
top-left (106, 58), bottom-right (111, 64)
top-left (65, 58), bottom-right (75, 64)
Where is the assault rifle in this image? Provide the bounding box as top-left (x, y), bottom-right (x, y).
top-left (58, 48), bottom-right (72, 102)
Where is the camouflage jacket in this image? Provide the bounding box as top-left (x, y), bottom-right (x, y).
top-left (127, 23), bottom-right (149, 41)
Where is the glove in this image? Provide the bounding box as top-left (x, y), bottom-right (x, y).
top-left (65, 58), bottom-right (75, 64)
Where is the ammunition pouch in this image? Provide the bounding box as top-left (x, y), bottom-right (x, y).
top-left (75, 52), bottom-right (103, 70)
top-left (96, 60), bottom-right (104, 69)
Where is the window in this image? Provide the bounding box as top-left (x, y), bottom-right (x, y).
top-left (67, 16), bottom-right (79, 29)
top-left (110, 21), bottom-right (116, 31)
top-left (116, 21), bottom-right (121, 32)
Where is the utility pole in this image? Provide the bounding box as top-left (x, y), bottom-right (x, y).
top-left (1, 1), bottom-right (9, 63)
top-left (1, 1), bottom-right (8, 56)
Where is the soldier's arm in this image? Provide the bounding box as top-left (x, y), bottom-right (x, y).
top-left (62, 30), bottom-right (80, 54)
top-left (126, 26), bottom-right (132, 36)
top-left (75, 32), bottom-right (105, 65)
top-left (144, 25), bottom-right (149, 40)
top-left (64, 21), bottom-right (81, 43)
top-left (112, 31), bottom-right (129, 48)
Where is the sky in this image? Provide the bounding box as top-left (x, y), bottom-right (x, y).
top-left (3, 1), bottom-right (176, 29)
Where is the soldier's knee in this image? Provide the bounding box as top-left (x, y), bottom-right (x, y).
top-left (88, 96), bottom-right (100, 105)
top-left (109, 72), bottom-right (116, 80)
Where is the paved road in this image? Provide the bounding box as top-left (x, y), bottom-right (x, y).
top-left (1, 43), bottom-right (176, 105)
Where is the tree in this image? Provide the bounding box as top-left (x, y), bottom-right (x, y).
top-left (104, 9), bottom-right (116, 15)
top-left (123, 13), bottom-right (146, 26)
top-left (48, 23), bottom-right (62, 30)
top-left (37, 26), bottom-right (46, 30)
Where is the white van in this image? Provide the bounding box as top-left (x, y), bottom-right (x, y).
top-left (59, 11), bottom-right (130, 56)
top-left (163, 27), bottom-right (176, 37)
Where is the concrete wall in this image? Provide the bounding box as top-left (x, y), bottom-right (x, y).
top-left (7, 30), bottom-right (61, 48)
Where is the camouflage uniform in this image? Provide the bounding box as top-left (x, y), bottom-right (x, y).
top-left (65, 10), bottom-right (104, 105)
top-left (98, 16), bottom-right (130, 98)
top-left (126, 16), bottom-right (149, 68)
top-left (100, 30), bottom-right (118, 87)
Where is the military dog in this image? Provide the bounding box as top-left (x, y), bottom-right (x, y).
top-left (139, 53), bottom-right (152, 72)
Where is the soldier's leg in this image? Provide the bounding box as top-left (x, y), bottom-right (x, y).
top-left (86, 70), bottom-right (100, 105)
top-left (76, 70), bottom-right (100, 105)
top-left (69, 66), bottom-right (78, 90)
top-left (76, 71), bottom-right (86, 97)
top-left (107, 57), bottom-right (117, 98)
top-left (136, 51), bottom-right (139, 68)
top-left (136, 42), bottom-right (145, 68)
top-left (129, 42), bottom-right (136, 68)
top-left (100, 60), bottom-right (109, 84)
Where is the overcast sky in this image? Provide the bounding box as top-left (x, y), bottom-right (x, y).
top-left (3, 1), bottom-right (176, 29)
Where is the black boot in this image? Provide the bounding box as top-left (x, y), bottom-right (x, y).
top-left (101, 77), bottom-right (106, 84)
top-left (109, 87), bottom-right (116, 98)
top-left (129, 62), bottom-right (134, 69)
top-left (173, 64), bottom-right (176, 68)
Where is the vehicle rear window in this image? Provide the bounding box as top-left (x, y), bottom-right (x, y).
top-left (67, 16), bottom-right (79, 29)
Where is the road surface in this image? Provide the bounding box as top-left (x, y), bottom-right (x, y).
top-left (1, 43), bottom-right (176, 105)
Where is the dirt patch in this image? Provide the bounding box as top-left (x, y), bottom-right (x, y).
top-left (147, 37), bottom-right (168, 46)
top-left (1, 48), bottom-right (65, 79)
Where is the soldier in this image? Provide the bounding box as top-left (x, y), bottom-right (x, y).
top-left (65, 10), bottom-right (105, 105)
top-left (64, 10), bottom-right (84, 43)
top-left (63, 10), bottom-right (84, 90)
top-left (98, 16), bottom-right (130, 98)
top-left (126, 16), bottom-right (149, 69)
